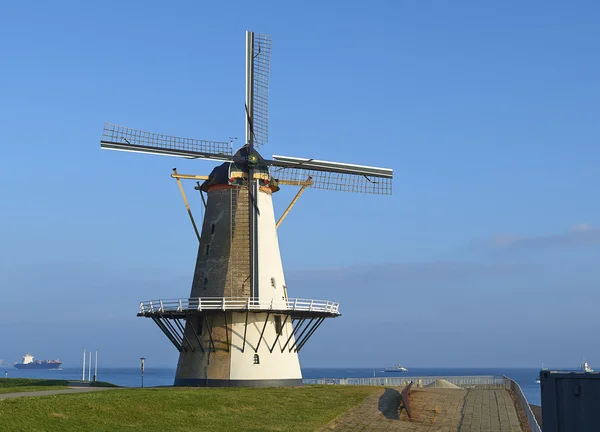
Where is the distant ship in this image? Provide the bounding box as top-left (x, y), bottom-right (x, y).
top-left (535, 362), bottom-right (546, 383)
top-left (384, 364), bottom-right (408, 373)
top-left (13, 354), bottom-right (62, 370)
top-left (536, 360), bottom-right (593, 383)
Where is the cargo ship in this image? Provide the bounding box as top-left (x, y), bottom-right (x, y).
top-left (13, 354), bottom-right (62, 370)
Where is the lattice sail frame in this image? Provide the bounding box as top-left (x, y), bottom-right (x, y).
top-left (270, 166), bottom-right (392, 195)
top-left (100, 31), bottom-right (393, 196)
top-left (101, 123), bottom-right (232, 160)
top-left (251, 34), bottom-right (272, 147)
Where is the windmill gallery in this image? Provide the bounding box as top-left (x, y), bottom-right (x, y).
top-left (100, 31), bottom-right (393, 387)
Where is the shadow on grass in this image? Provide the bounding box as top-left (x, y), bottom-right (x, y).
top-left (0, 378), bottom-right (118, 388)
top-left (89, 381), bottom-right (119, 387)
top-left (378, 388), bottom-right (401, 420)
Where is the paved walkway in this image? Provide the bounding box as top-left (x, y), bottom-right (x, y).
top-left (323, 387), bottom-right (525, 431)
top-left (0, 387), bottom-right (117, 400)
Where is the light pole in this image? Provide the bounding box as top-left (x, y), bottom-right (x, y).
top-left (93, 351), bottom-right (98, 382)
top-left (140, 357), bottom-right (145, 388)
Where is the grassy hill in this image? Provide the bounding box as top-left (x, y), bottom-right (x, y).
top-left (0, 385), bottom-right (377, 431)
top-left (0, 378), bottom-right (70, 394)
top-left (0, 378), bottom-right (117, 394)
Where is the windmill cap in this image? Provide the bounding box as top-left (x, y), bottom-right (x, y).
top-left (199, 145), bottom-right (271, 192)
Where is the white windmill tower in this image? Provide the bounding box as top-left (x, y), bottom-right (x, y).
top-left (100, 31), bottom-right (392, 387)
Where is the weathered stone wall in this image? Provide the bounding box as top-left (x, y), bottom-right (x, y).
top-left (189, 186), bottom-right (251, 298)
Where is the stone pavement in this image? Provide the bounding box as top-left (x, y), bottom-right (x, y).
top-left (322, 386), bottom-right (525, 431)
top-left (0, 387), bottom-right (117, 400)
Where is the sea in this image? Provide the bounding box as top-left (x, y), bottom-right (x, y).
top-left (0, 367), bottom-right (543, 406)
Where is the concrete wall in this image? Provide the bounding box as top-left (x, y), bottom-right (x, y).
top-left (174, 311), bottom-right (301, 385)
top-left (229, 312), bottom-right (301, 381)
top-left (175, 313), bottom-right (232, 383)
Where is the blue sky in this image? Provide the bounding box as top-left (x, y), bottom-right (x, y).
top-left (1, 0), bottom-right (599, 368)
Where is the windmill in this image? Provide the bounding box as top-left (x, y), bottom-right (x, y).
top-left (100, 31), bottom-right (393, 387)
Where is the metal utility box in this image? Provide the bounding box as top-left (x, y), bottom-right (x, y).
top-left (541, 370), bottom-right (600, 432)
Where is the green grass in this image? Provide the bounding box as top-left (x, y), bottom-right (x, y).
top-left (0, 378), bottom-right (117, 394)
top-left (0, 385), bottom-right (378, 432)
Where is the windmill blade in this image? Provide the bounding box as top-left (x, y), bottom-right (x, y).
top-left (100, 123), bottom-right (233, 161)
top-left (268, 155), bottom-right (393, 195)
top-left (250, 33), bottom-right (272, 147)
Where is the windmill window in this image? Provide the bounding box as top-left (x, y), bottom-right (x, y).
top-left (274, 315), bottom-right (282, 335)
top-left (205, 244), bottom-right (210, 256)
top-left (211, 223), bottom-right (215, 234)
top-left (203, 278), bottom-right (208, 290)
top-left (271, 277), bottom-right (276, 288)
top-left (253, 354), bottom-right (260, 365)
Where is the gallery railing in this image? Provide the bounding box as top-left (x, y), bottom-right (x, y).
top-left (139, 297), bottom-right (340, 315)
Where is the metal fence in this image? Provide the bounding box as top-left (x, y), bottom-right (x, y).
top-left (503, 375), bottom-right (542, 432)
top-left (302, 375), bottom-right (505, 387)
top-left (302, 375), bottom-right (541, 432)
